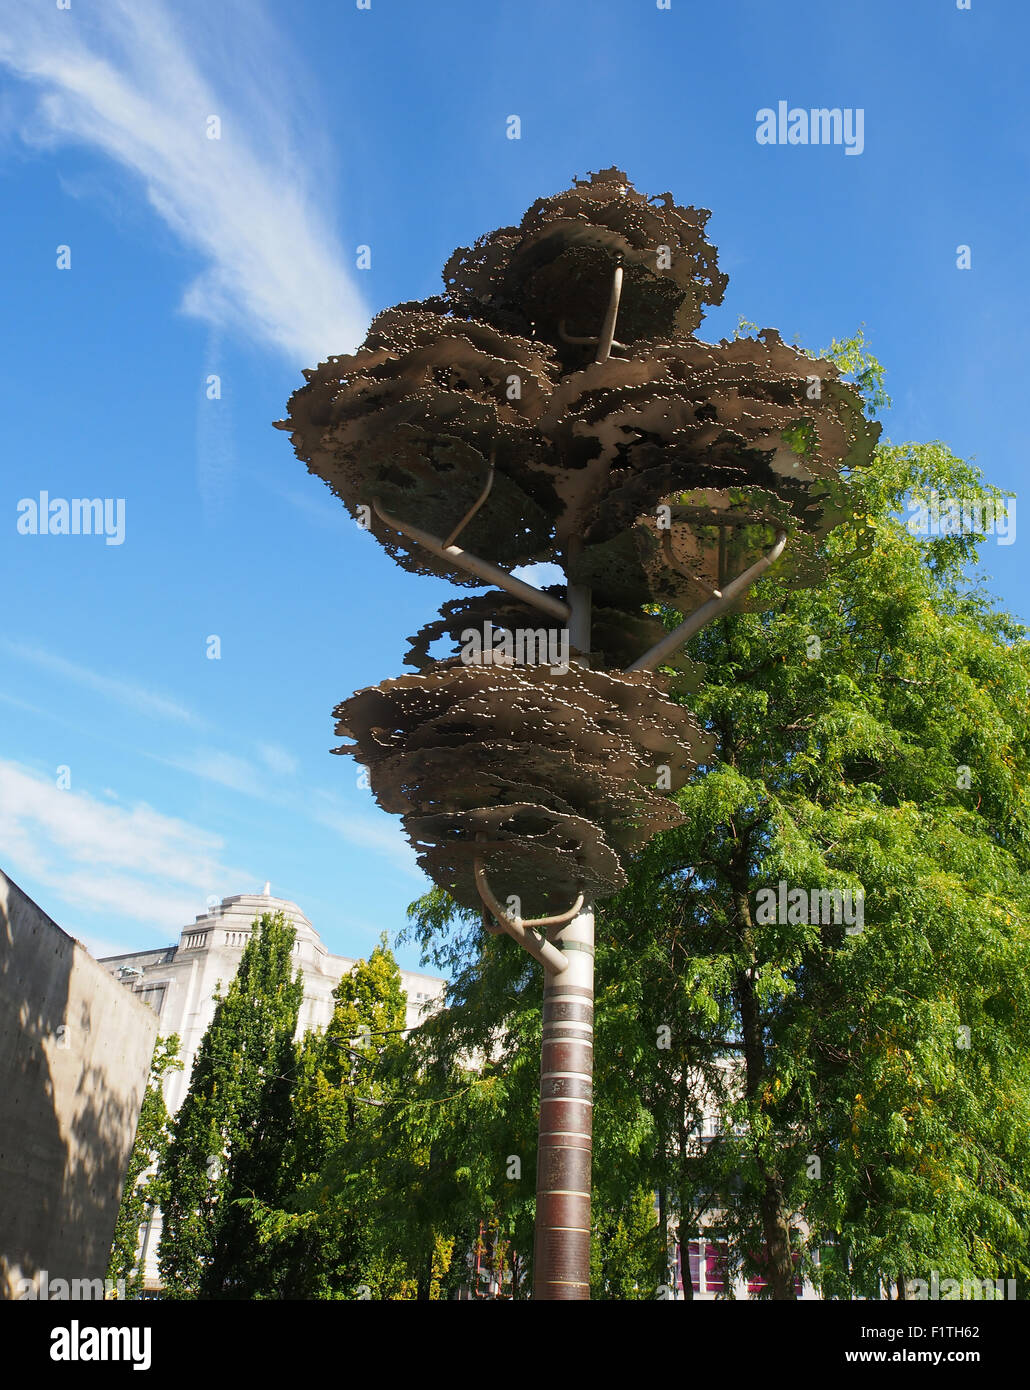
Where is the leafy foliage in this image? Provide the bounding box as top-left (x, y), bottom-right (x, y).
top-left (157, 911), bottom-right (303, 1298)
top-left (107, 1036), bottom-right (182, 1296)
top-left (397, 420), bottom-right (1030, 1299)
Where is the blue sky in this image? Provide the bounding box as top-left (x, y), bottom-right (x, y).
top-left (0, 0), bottom-right (1025, 971)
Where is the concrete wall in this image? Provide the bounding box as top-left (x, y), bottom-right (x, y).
top-left (0, 870), bottom-right (158, 1300)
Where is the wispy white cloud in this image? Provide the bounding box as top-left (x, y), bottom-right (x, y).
top-left (0, 690), bottom-right (50, 719)
top-left (0, 759), bottom-right (247, 932)
top-left (154, 748), bottom-right (268, 798)
top-left (151, 746), bottom-right (423, 881)
top-left (2, 641), bottom-right (201, 726)
top-left (0, 0), bottom-right (366, 362)
top-left (258, 743), bottom-right (299, 777)
top-left (312, 796), bottom-right (427, 883)
top-left (76, 933), bottom-right (141, 963)
top-left (151, 743), bottom-right (299, 793)
top-left (267, 483), bottom-right (354, 533)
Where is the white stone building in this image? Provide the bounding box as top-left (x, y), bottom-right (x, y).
top-left (99, 887), bottom-right (447, 1116)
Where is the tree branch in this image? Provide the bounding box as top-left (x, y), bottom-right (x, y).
top-left (372, 498), bottom-right (570, 621)
top-left (473, 855), bottom-right (573, 974)
top-left (626, 531), bottom-right (788, 673)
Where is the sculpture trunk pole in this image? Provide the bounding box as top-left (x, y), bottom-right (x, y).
top-left (533, 570), bottom-right (594, 1299)
top-left (533, 902), bottom-right (594, 1299)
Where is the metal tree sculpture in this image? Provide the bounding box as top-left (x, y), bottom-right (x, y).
top-left (278, 168), bottom-right (879, 1300)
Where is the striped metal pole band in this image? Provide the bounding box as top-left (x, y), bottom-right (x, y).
top-left (533, 903), bottom-right (594, 1299)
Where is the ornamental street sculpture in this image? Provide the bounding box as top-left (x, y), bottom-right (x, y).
top-left (278, 167), bottom-right (879, 1300)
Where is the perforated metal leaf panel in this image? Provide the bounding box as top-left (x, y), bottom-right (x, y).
top-left (332, 660), bottom-right (713, 911)
top-left (282, 169), bottom-right (880, 905)
top-left (442, 167), bottom-right (727, 363)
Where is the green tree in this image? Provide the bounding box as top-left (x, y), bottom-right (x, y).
top-left (157, 911), bottom-right (303, 1298)
top-left (606, 426), bottom-right (1030, 1298)
top-left (401, 890), bottom-right (706, 1300)
top-left (241, 935), bottom-right (446, 1298)
top-left (400, 424), bottom-right (1030, 1300)
top-left (107, 1035), bottom-right (182, 1297)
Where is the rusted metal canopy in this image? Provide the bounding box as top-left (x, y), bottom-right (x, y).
top-left (332, 659), bottom-right (713, 915)
top-left (279, 244), bottom-right (876, 611)
top-left (282, 165), bottom-right (878, 898)
top-left (278, 311), bottom-right (560, 579)
top-left (441, 166), bottom-right (728, 363)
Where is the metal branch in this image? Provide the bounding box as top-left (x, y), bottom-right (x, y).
top-left (594, 261), bottom-right (624, 364)
top-left (481, 907), bottom-right (505, 937)
top-left (557, 322), bottom-right (600, 347)
top-left (557, 260), bottom-right (625, 358)
top-left (627, 531), bottom-right (788, 672)
top-left (442, 452), bottom-right (495, 548)
top-left (661, 527), bottom-right (723, 599)
top-left (558, 331), bottom-right (628, 358)
top-left (473, 856), bottom-right (572, 974)
top-left (522, 895), bottom-right (585, 929)
top-left (557, 321), bottom-right (628, 353)
top-left (372, 499), bottom-right (570, 622)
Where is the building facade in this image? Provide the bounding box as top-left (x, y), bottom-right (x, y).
top-left (99, 887), bottom-right (446, 1117)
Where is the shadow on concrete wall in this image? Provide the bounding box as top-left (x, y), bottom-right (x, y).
top-left (0, 871), bottom-right (156, 1299)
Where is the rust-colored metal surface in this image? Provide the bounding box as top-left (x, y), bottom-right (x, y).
top-left (332, 658), bottom-right (713, 917)
top-left (279, 169), bottom-right (877, 617)
top-left (441, 166), bottom-right (728, 358)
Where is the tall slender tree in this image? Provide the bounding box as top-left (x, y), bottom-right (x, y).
top-left (157, 911), bottom-right (303, 1298)
top-left (238, 936), bottom-right (464, 1299)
